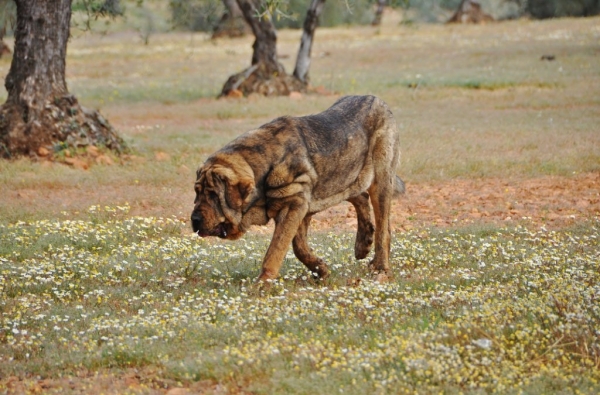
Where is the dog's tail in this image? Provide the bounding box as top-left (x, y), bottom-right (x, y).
top-left (393, 175), bottom-right (406, 197)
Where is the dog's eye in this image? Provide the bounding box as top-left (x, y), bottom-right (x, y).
top-left (208, 191), bottom-right (219, 201)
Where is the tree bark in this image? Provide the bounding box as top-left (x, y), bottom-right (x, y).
top-left (223, 0), bottom-right (243, 19)
top-left (293, 0), bottom-right (326, 84)
top-left (212, 0), bottom-right (250, 39)
top-left (372, 0), bottom-right (386, 26)
top-left (5, 0), bottom-right (70, 110)
top-left (0, 0), bottom-right (125, 159)
top-left (239, 0), bottom-right (282, 74)
top-left (220, 0), bottom-right (304, 97)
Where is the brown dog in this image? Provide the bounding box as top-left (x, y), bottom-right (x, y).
top-left (191, 95), bottom-right (404, 282)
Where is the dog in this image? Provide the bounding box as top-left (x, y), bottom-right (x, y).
top-left (191, 95), bottom-right (404, 282)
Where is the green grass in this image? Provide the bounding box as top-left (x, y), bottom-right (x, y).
top-left (1, 206), bottom-right (599, 393)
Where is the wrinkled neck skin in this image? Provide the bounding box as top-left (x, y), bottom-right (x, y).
top-left (237, 204), bottom-right (270, 237)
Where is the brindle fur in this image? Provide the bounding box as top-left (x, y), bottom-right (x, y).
top-left (191, 95), bottom-right (404, 281)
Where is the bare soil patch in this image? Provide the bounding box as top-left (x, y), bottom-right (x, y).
top-left (1, 368), bottom-right (216, 395)
top-left (5, 167), bottom-right (598, 233)
top-left (311, 172), bottom-right (600, 232)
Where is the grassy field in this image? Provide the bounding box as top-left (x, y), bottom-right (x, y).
top-left (1, 14), bottom-right (599, 394)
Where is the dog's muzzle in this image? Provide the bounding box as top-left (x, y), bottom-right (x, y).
top-left (191, 213), bottom-right (228, 238)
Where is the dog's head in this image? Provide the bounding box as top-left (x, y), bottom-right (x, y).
top-left (191, 161), bottom-right (255, 240)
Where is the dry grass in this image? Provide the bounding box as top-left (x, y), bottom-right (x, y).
top-left (0, 17), bottom-right (597, 218)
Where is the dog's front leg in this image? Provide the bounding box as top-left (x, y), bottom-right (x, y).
top-left (258, 196), bottom-right (308, 282)
top-left (292, 215), bottom-right (330, 279)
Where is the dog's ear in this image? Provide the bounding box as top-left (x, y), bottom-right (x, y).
top-left (210, 167), bottom-right (244, 224)
top-left (211, 165), bottom-right (257, 208)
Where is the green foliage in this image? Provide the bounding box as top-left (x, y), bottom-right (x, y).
top-left (403, 0), bottom-right (600, 22)
top-left (169, 0), bottom-right (224, 32)
top-left (71, 0), bottom-right (125, 32)
top-left (69, 1), bottom-right (171, 42)
top-left (72, 0), bottom-right (124, 16)
top-left (0, 0), bottom-right (15, 36)
top-left (527, 0), bottom-right (600, 18)
top-left (272, 0), bottom-right (375, 29)
top-left (399, 0), bottom-right (460, 23)
top-left (258, 0), bottom-right (298, 22)
top-left (168, 0), bottom-right (376, 32)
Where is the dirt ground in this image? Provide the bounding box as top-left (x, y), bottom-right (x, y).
top-left (7, 169), bottom-right (598, 233)
top-left (311, 172), bottom-right (600, 232)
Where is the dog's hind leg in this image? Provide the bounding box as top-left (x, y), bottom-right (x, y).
top-left (347, 192), bottom-right (374, 260)
top-left (367, 115), bottom-right (400, 279)
top-left (292, 215), bottom-right (330, 280)
top-left (368, 177), bottom-right (393, 278)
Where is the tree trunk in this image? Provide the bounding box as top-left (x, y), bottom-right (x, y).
top-left (293, 0), bottom-right (326, 84)
top-left (212, 0), bottom-right (250, 39)
top-left (219, 0), bottom-right (304, 97)
top-left (0, 0), bottom-right (125, 159)
top-left (239, 0), bottom-right (282, 74)
top-left (372, 0), bottom-right (386, 26)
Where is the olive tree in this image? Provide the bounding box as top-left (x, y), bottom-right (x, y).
top-left (0, 0), bottom-right (125, 159)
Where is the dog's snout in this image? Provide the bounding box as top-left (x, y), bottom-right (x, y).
top-left (191, 212), bottom-right (202, 232)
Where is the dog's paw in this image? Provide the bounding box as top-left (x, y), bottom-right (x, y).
top-left (373, 272), bottom-right (392, 283)
top-left (249, 277), bottom-right (278, 296)
top-left (354, 223), bottom-right (374, 260)
top-left (354, 242), bottom-right (372, 260)
top-left (367, 260), bottom-right (393, 283)
top-left (313, 263), bottom-right (331, 280)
